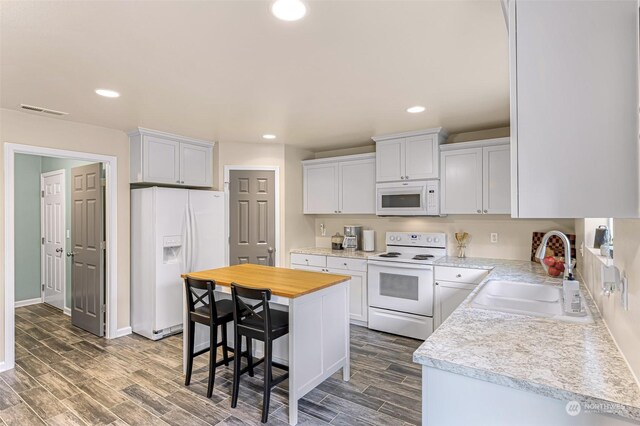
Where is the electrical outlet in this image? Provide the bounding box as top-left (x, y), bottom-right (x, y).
top-left (490, 233), bottom-right (498, 243)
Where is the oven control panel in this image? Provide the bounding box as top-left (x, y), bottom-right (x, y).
top-left (386, 232), bottom-right (446, 248)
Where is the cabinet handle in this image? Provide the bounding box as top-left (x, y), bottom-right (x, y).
top-left (477, 209), bottom-right (482, 214)
top-left (182, 180), bottom-right (185, 184)
top-left (483, 209), bottom-right (488, 214)
top-left (456, 274), bottom-right (462, 278)
top-left (343, 262), bottom-right (348, 266)
top-left (176, 180), bottom-right (180, 183)
top-left (400, 176), bottom-right (405, 180)
top-left (405, 175), bottom-right (409, 179)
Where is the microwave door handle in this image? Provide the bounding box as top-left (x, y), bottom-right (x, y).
top-left (368, 260), bottom-right (433, 270)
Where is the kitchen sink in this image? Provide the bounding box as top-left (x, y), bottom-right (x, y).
top-left (470, 280), bottom-right (593, 323)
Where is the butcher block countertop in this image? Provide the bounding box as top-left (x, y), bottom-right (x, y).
top-left (181, 264), bottom-right (350, 298)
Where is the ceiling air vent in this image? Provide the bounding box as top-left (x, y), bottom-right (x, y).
top-left (20, 104), bottom-right (69, 116)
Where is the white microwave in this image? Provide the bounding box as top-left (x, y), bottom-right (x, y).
top-left (376, 180), bottom-right (439, 216)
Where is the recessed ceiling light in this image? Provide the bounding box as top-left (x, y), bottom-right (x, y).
top-left (406, 105), bottom-right (426, 113)
top-left (263, 134), bottom-right (277, 140)
top-left (271, 0), bottom-right (307, 21)
top-left (95, 89), bottom-right (120, 98)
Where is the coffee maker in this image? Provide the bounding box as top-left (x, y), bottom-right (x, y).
top-left (343, 225), bottom-right (363, 250)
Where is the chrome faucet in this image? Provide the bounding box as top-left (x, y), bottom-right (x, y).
top-left (535, 230), bottom-right (573, 280)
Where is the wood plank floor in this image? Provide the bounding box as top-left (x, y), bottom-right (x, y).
top-left (1, 304), bottom-right (423, 425)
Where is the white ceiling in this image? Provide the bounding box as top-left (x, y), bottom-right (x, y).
top-left (1, 0), bottom-right (509, 151)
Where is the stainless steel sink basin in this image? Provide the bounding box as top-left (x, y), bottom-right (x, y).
top-left (470, 280), bottom-right (593, 323)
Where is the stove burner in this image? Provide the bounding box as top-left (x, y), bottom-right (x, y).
top-left (412, 254), bottom-right (435, 260)
top-left (379, 252), bottom-right (401, 258)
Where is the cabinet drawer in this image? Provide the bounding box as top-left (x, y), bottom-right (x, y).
top-left (326, 256), bottom-right (368, 272)
top-left (290, 253), bottom-right (326, 268)
top-left (435, 266), bottom-right (488, 284)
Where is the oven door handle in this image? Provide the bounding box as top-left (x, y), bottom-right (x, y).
top-left (368, 260), bottom-right (433, 270)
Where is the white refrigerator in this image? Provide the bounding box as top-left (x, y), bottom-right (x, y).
top-left (131, 187), bottom-right (226, 340)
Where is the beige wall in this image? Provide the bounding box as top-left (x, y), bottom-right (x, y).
top-left (0, 108), bottom-right (131, 363)
top-left (577, 218), bottom-right (640, 378)
top-left (314, 215), bottom-right (575, 260)
top-left (283, 146), bottom-right (316, 265)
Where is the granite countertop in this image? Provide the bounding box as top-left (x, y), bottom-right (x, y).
top-left (416, 256), bottom-right (640, 421)
top-left (290, 247), bottom-right (382, 260)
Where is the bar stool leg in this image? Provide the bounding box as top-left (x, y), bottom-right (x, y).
top-left (231, 331), bottom-right (242, 408)
top-left (261, 339), bottom-right (272, 423)
top-left (207, 324), bottom-right (218, 398)
top-left (185, 320), bottom-right (195, 386)
top-left (221, 324), bottom-right (230, 367)
top-left (247, 337), bottom-right (254, 377)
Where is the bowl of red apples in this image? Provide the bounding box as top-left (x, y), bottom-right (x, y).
top-left (540, 256), bottom-right (576, 278)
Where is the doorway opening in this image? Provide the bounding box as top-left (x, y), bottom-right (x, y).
top-left (4, 144), bottom-right (119, 372)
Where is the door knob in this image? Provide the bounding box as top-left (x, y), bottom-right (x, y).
top-left (66, 252), bottom-right (76, 257)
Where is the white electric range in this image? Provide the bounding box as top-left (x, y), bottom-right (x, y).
top-left (367, 232), bottom-right (447, 340)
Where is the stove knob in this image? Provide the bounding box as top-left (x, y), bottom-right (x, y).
top-left (434, 237), bottom-right (440, 243)
top-left (390, 236), bottom-right (396, 242)
top-left (396, 236), bottom-right (402, 242)
top-left (426, 237), bottom-right (432, 243)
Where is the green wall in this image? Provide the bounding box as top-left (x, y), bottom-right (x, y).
top-left (14, 154), bottom-right (42, 302)
top-left (14, 154), bottom-right (93, 308)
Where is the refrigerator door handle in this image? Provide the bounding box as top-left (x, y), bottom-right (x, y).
top-left (189, 202), bottom-right (197, 272)
top-left (184, 203), bottom-right (192, 273)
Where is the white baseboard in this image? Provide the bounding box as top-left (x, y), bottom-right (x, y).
top-left (115, 326), bottom-right (132, 338)
top-left (63, 307), bottom-right (71, 317)
top-left (15, 298), bottom-right (42, 308)
top-left (0, 361), bottom-right (10, 373)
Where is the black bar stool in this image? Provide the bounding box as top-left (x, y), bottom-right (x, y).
top-left (184, 276), bottom-right (236, 398)
top-left (230, 283), bottom-right (289, 424)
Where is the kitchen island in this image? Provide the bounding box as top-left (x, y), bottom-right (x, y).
top-left (181, 264), bottom-right (351, 426)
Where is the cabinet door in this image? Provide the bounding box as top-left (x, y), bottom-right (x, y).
top-left (405, 134), bottom-right (438, 180)
top-left (512, 0), bottom-right (639, 218)
top-left (375, 139), bottom-right (404, 182)
top-left (180, 143), bottom-right (212, 187)
top-left (328, 267), bottom-right (367, 324)
top-left (303, 163), bottom-right (339, 214)
top-left (339, 158), bottom-right (376, 214)
top-left (143, 136), bottom-right (180, 184)
top-left (434, 281), bottom-right (476, 329)
top-left (440, 148), bottom-right (483, 214)
top-left (483, 145), bottom-right (510, 214)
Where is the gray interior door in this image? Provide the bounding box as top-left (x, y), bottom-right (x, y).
top-left (69, 163), bottom-right (104, 336)
top-left (229, 170), bottom-right (276, 265)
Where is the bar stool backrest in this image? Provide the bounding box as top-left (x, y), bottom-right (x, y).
top-left (185, 276), bottom-right (218, 323)
top-left (231, 283), bottom-right (272, 333)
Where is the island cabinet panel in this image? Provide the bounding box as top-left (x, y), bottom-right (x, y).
top-left (510, 0), bottom-right (639, 218)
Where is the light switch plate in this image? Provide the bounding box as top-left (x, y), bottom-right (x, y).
top-left (490, 233), bottom-right (498, 243)
top-left (621, 276), bottom-right (629, 310)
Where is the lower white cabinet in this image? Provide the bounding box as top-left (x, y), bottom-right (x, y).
top-left (434, 266), bottom-right (488, 329)
top-left (291, 254), bottom-right (368, 325)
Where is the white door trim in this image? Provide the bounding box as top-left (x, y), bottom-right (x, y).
top-left (40, 169), bottom-right (66, 311)
top-left (223, 166), bottom-right (281, 267)
top-left (4, 143), bottom-right (119, 373)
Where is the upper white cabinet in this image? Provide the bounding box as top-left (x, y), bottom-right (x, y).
top-left (440, 138), bottom-right (510, 215)
top-left (303, 153), bottom-right (375, 214)
top-left (373, 128), bottom-right (447, 182)
top-left (509, 0), bottom-right (639, 218)
top-left (129, 128), bottom-right (213, 187)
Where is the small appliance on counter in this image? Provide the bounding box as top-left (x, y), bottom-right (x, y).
top-left (343, 225), bottom-right (363, 250)
top-left (331, 233), bottom-right (344, 250)
top-left (593, 225), bottom-right (610, 249)
top-left (362, 230), bottom-right (375, 252)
